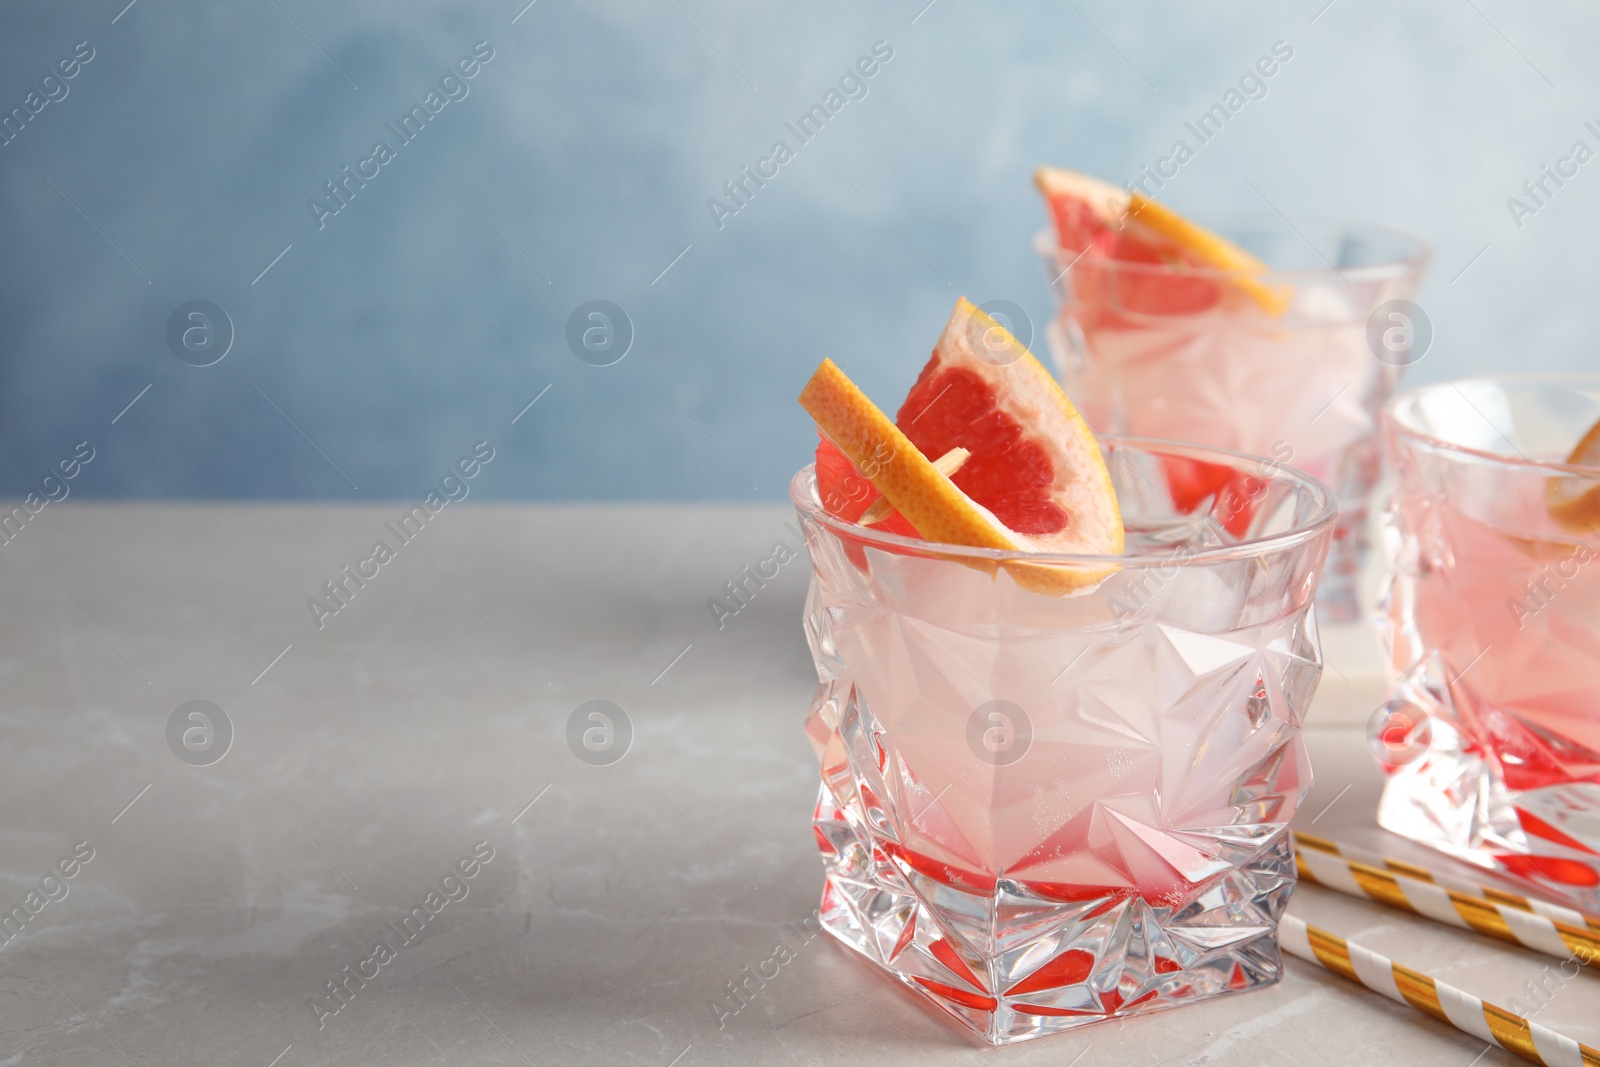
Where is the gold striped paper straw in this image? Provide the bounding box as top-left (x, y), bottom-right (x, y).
top-left (1292, 832), bottom-right (1600, 965)
top-left (1281, 914), bottom-right (1600, 1066)
top-left (1295, 832), bottom-right (1600, 934)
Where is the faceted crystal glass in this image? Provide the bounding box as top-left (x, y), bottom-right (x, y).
top-left (792, 438), bottom-right (1336, 1044)
top-left (1378, 375), bottom-right (1600, 903)
top-left (1036, 217), bottom-right (1430, 622)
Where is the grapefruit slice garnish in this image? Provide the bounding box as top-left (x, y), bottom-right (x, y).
top-left (1547, 416), bottom-right (1600, 533)
top-left (895, 298), bottom-right (1122, 552)
top-left (1035, 165), bottom-right (1291, 316)
top-left (1033, 167), bottom-right (1128, 255)
top-left (799, 300), bottom-right (1122, 595)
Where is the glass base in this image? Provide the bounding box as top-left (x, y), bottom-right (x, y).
top-left (1379, 710), bottom-right (1600, 907)
top-left (813, 782), bottom-right (1294, 1045)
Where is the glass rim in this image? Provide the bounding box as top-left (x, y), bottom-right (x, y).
top-left (789, 435), bottom-right (1338, 568)
top-left (1384, 372), bottom-right (1600, 476)
top-left (1033, 216), bottom-right (1432, 286)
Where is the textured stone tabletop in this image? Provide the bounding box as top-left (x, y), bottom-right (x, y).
top-left (1, 503), bottom-right (1590, 1065)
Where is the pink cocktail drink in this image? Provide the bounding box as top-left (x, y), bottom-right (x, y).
top-left (794, 438), bottom-right (1335, 1044)
top-left (1378, 376), bottom-right (1600, 898)
top-left (1037, 218), bottom-right (1430, 620)
top-left (1406, 494), bottom-right (1600, 769)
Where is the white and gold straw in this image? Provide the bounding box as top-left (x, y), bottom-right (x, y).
top-left (1280, 914), bottom-right (1600, 1066)
top-left (1293, 832), bottom-right (1600, 965)
top-left (1295, 832), bottom-right (1600, 933)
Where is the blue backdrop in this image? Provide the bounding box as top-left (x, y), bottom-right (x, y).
top-left (1, 0), bottom-right (1594, 500)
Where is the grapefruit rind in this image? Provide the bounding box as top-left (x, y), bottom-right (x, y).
top-left (799, 354), bottom-right (1118, 596)
top-left (1034, 166), bottom-right (1292, 316)
top-left (859, 447), bottom-right (969, 526)
top-left (1547, 417), bottom-right (1600, 534)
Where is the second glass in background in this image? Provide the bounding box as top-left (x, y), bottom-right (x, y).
top-left (1036, 215), bottom-right (1430, 620)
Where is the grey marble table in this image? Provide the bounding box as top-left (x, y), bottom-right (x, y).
top-left (0, 504), bottom-right (1589, 1066)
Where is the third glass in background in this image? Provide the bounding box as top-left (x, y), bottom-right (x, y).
top-left (1036, 217), bottom-right (1430, 621)
top-left (1376, 375), bottom-right (1600, 903)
